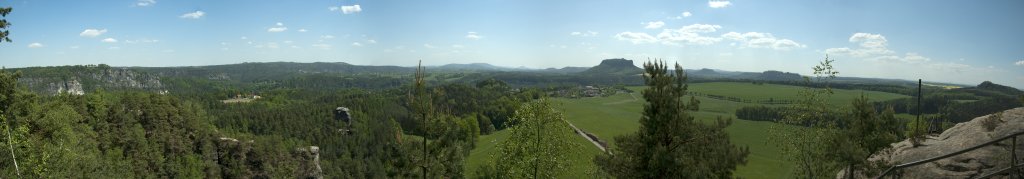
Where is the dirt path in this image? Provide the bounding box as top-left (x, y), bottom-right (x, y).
top-left (601, 92), bottom-right (640, 105)
top-left (565, 121), bottom-right (607, 153)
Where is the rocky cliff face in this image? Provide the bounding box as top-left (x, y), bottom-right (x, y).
top-left (18, 66), bottom-right (164, 95)
top-left (849, 107), bottom-right (1024, 178)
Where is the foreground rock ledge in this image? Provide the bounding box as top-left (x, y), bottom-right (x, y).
top-left (848, 107), bottom-right (1024, 178)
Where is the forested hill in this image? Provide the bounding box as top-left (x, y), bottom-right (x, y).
top-left (131, 62), bottom-right (415, 82)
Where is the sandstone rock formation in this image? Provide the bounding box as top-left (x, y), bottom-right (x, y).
top-left (861, 107), bottom-right (1024, 178)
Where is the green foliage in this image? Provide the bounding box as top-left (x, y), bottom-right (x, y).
top-left (769, 56), bottom-right (844, 178)
top-left (832, 95), bottom-right (901, 177)
top-left (771, 56), bottom-right (903, 178)
top-left (483, 99), bottom-right (578, 178)
top-left (0, 6), bottom-right (11, 43)
top-left (595, 60), bottom-right (748, 178)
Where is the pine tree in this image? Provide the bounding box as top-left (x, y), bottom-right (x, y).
top-left (594, 60), bottom-right (748, 178)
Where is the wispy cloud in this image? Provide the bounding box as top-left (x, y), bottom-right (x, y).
top-left (614, 32), bottom-right (657, 44)
top-left (709, 0), bottom-right (732, 8)
top-left (268, 22), bottom-right (287, 32)
top-left (570, 31), bottom-right (599, 37)
top-left (351, 42), bottom-right (363, 47)
top-left (643, 21), bottom-right (665, 29)
top-left (330, 4), bottom-right (362, 14)
top-left (423, 44), bottom-right (436, 48)
top-left (101, 38), bottom-right (118, 43)
top-left (135, 0), bottom-right (156, 7)
top-left (721, 32), bottom-right (806, 50)
top-left (312, 44), bottom-right (332, 50)
top-left (1016, 60), bottom-right (1024, 66)
top-left (27, 43), bottom-right (44, 48)
top-left (824, 33), bottom-right (895, 57)
top-left (79, 29), bottom-right (107, 37)
top-left (465, 32), bottom-right (483, 40)
top-left (655, 24), bottom-right (723, 46)
top-left (180, 11), bottom-right (205, 19)
top-left (826, 33), bottom-right (933, 64)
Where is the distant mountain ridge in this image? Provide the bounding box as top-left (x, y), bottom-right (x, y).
top-left (11, 60), bottom-right (1013, 95)
top-left (432, 63), bottom-right (521, 71)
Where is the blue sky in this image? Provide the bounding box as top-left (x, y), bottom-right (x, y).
top-left (1, 0), bottom-right (1023, 88)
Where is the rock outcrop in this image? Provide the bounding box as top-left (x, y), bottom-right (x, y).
top-left (18, 66), bottom-right (164, 95)
top-left (856, 107), bottom-right (1024, 178)
top-left (580, 58), bottom-right (643, 76)
top-left (294, 146), bottom-right (324, 179)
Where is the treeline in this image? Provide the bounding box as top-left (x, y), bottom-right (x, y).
top-left (735, 106), bottom-right (789, 122)
top-left (871, 82), bottom-right (1023, 123)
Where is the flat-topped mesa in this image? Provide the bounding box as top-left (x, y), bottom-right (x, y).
top-left (597, 58), bottom-right (635, 67)
top-left (581, 58), bottom-right (643, 76)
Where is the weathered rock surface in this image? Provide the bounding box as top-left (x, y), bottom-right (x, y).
top-left (18, 66), bottom-right (164, 95)
top-left (861, 107), bottom-right (1024, 178)
top-left (294, 146), bottom-right (324, 179)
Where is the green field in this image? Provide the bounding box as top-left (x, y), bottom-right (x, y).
top-left (464, 82), bottom-right (909, 178)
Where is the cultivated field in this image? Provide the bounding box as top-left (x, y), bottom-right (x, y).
top-left (465, 82), bottom-right (910, 178)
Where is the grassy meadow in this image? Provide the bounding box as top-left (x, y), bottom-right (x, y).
top-left (465, 82), bottom-right (909, 178)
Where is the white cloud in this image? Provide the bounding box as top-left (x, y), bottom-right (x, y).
top-left (135, 0), bottom-right (156, 7)
top-left (264, 42), bottom-right (280, 49)
top-left (678, 24), bottom-right (722, 33)
top-left (240, 36), bottom-right (248, 40)
top-left (268, 23), bottom-right (287, 32)
top-left (27, 43), bottom-right (43, 48)
top-left (101, 38), bottom-right (118, 43)
top-left (351, 42), bottom-right (363, 47)
top-left (721, 31), bottom-right (806, 50)
top-left (655, 24), bottom-right (723, 45)
top-left (709, 0), bottom-right (732, 8)
top-left (682, 11), bottom-right (692, 17)
top-left (872, 53), bottom-right (931, 63)
top-left (329, 4), bottom-right (362, 14)
top-left (312, 44), bottom-right (332, 50)
top-left (643, 21), bottom-right (665, 29)
top-left (1016, 60), bottom-right (1024, 66)
top-left (465, 32), bottom-right (482, 40)
top-left (180, 11), bottom-right (205, 19)
top-left (69, 46), bottom-right (79, 49)
top-left (366, 39), bottom-right (377, 44)
top-left (423, 44), bottom-right (436, 48)
top-left (614, 32), bottom-right (658, 44)
top-left (79, 29), bottom-right (107, 37)
top-left (298, 29), bottom-right (308, 32)
top-left (825, 33), bottom-right (894, 57)
top-left (124, 39), bottom-right (159, 44)
top-left (268, 28), bottom-right (287, 32)
top-left (570, 31), bottom-right (598, 37)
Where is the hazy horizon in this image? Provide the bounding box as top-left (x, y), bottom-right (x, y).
top-left (1, 0), bottom-right (1022, 88)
